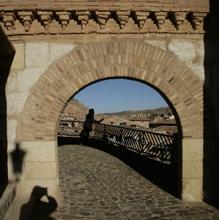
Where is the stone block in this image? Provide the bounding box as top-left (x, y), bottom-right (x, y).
top-left (20, 141), bottom-right (56, 162)
top-left (16, 67), bottom-right (47, 93)
top-left (182, 179), bottom-right (202, 201)
top-left (7, 160), bottom-right (19, 181)
top-left (6, 71), bottom-right (17, 94)
top-left (7, 92), bottom-right (28, 117)
top-left (11, 42), bottom-right (25, 70)
top-left (25, 42), bottom-right (50, 68)
top-left (17, 179), bottom-right (59, 199)
top-left (183, 160), bottom-right (203, 179)
top-left (182, 138), bottom-right (203, 160)
top-left (7, 119), bottom-right (17, 142)
top-left (188, 63), bottom-right (204, 80)
top-left (25, 161), bottom-right (57, 179)
top-left (168, 39), bottom-right (196, 62)
top-left (145, 39), bottom-right (167, 51)
top-left (49, 43), bottom-right (75, 62)
top-left (195, 40), bottom-right (204, 59)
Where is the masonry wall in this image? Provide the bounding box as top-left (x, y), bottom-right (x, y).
top-left (5, 34), bottom-right (205, 204)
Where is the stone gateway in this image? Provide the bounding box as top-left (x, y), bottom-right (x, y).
top-left (0, 0), bottom-right (219, 219)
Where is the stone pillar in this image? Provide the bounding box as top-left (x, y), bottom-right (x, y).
top-left (181, 138), bottom-right (203, 201)
top-left (8, 140), bottom-right (59, 197)
top-left (6, 41), bottom-right (75, 205)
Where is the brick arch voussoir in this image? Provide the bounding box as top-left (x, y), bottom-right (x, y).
top-left (17, 39), bottom-right (203, 141)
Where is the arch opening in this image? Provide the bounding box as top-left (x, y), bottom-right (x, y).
top-left (57, 77), bottom-right (183, 198)
top-left (14, 39), bottom-right (203, 202)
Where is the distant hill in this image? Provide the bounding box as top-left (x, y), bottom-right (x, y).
top-left (103, 107), bottom-right (171, 117)
top-left (61, 99), bottom-right (89, 120)
top-left (61, 99), bottom-right (172, 122)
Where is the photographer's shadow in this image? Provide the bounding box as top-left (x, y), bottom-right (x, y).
top-left (19, 186), bottom-right (57, 220)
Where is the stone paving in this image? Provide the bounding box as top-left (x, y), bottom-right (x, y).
top-left (56, 145), bottom-right (219, 220)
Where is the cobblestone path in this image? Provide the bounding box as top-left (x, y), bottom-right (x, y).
top-left (56, 145), bottom-right (219, 220)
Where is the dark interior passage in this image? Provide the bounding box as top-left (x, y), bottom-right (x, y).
top-left (0, 27), bottom-right (14, 197)
top-left (203, 0), bottom-right (219, 207)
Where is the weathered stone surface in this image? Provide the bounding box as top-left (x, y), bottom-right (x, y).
top-left (168, 39), bottom-right (205, 79)
top-left (56, 145), bottom-right (219, 219)
top-left (6, 92), bottom-right (28, 117)
top-left (145, 39), bottom-right (167, 51)
top-left (6, 71), bottom-right (16, 93)
top-left (20, 141), bottom-right (56, 162)
top-left (49, 43), bottom-right (75, 62)
top-left (11, 42), bottom-right (25, 70)
top-left (183, 160), bottom-right (203, 179)
top-left (183, 138), bottom-right (203, 161)
top-left (25, 42), bottom-right (50, 68)
top-left (168, 39), bottom-right (196, 62)
top-left (7, 119), bottom-right (17, 142)
top-left (25, 161), bottom-right (57, 179)
top-left (182, 179), bottom-right (203, 201)
top-left (0, 0), bottom-right (218, 216)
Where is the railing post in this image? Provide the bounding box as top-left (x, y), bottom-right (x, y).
top-left (103, 124), bottom-right (107, 141)
top-left (171, 133), bottom-right (178, 166)
top-left (120, 128), bottom-right (123, 144)
top-left (171, 132), bottom-right (181, 197)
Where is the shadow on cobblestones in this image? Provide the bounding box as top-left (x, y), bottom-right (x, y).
top-left (19, 186), bottom-right (57, 220)
top-left (57, 142), bottom-right (219, 220)
top-left (58, 137), bottom-right (179, 198)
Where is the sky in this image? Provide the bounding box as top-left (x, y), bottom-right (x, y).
top-left (74, 79), bottom-right (168, 113)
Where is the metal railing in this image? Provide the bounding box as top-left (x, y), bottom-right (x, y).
top-left (58, 119), bottom-right (84, 137)
top-left (58, 119), bottom-right (177, 164)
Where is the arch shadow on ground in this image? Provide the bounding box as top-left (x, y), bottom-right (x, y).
top-left (58, 137), bottom-right (181, 198)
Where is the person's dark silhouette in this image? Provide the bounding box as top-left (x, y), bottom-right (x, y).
top-left (80, 108), bottom-right (103, 144)
top-left (10, 143), bottom-right (26, 181)
top-left (19, 186), bottom-right (57, 220)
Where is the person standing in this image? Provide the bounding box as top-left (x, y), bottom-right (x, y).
top-left (80, 109), bottom-right (103, 144)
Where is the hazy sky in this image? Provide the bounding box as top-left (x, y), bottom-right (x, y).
top-left (74, 79), bottom-right (168, 113)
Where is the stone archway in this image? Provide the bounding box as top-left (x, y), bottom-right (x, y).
top-left (15, 39), bottom-right (203, 201)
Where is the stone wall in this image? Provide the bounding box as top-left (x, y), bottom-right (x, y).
top-left (1, 0), bottom-right (215, 206)
top-left (6, 41), bottom-right (75, 202)
top-left (4, 35), bottom-right (205, 202)
top-left (7, 41), bottom-right (75, 153)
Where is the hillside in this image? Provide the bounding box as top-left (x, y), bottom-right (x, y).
top-left (61, 99), bottom-right (89, 120)
top-left (103, 107), bottom-right (172, 117)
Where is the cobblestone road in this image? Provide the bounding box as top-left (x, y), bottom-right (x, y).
top-left (56, 145), bottom-right (219, 220)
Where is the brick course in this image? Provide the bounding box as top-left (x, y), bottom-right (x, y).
top-left (16, 39), bottom-right (203, 141)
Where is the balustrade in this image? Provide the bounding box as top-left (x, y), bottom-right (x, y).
top-left (58, 119), bottom-right (177, 164)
